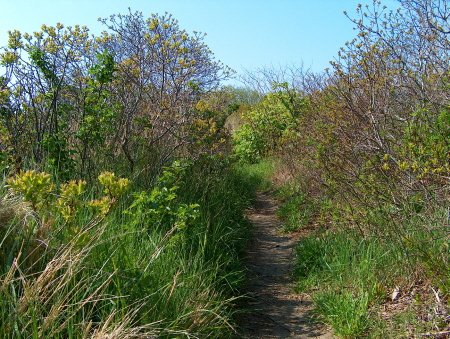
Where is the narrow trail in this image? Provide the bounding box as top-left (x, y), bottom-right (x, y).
top-left (238, 192), bottom-right (332, 338)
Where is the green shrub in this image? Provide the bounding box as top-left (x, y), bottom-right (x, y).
top-left (232, 90), bottom-right (304, 163)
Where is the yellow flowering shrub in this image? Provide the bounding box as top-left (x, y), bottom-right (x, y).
top-left (56, 180), bottom-right (86, 221)
top-left (7, 170), bottom-right (54, 211)
top-left (87, 196), bottom-right (113, 217)
top-left (6, 170), bottom-right (130, 220)
top-left (98, 171), bottom-right (130, 199)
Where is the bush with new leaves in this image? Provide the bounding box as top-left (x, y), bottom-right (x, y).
top-left (126, 161), bottom-right (199, 241)
top-left (233, 89), bottom-right (302, 163)
top-left (7, 170), bottom-right (130, 220)
top-left (7, 170), bottom-right (54, 211)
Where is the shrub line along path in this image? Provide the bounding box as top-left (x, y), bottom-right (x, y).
top-left (239, 191), bottom-right (332, 338)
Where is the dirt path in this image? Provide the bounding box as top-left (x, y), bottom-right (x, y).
top-left (238, 192), bottom-right (332, 338)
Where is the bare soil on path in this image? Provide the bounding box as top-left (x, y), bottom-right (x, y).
top-left (238, 192), bottom-right (332, 338)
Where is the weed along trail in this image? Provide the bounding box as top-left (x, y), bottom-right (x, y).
top-left (239, 192), bottom-right (332, 338)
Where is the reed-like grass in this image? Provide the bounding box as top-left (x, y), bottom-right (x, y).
top-left (0, 156), bottom-right (266, 338)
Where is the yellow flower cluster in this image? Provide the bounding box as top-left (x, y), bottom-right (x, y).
top-left (7, 170), bottom-right (54, 210)
top-left (56, 180), bottom-right (86, 221)
top-left (7, 170), bottom-right (130, 220)
top-left (98, 171), bottom-right (130, 198)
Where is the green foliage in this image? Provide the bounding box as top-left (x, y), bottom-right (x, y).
top-left (29, 46), bottom-right (57, 84)
top-left (294, 205), bottom-right (448, 336)
top-left (0, 1), bottom-right (448, 336)
top-left (0, 13), bottom-right (242, 335)
top-left (398, 106), bottom-right (450, 178)
top-left (42, 132), bottom-right (76, 180)
top-left (233, 90), bottom-right (304, 162)
top-left (233, 123), bottom-right (264, 163)
top-left (0, 156), bottom-right (261, 337)
top-left (98, 171), bottom-right (130, 198)
top-left (0, 121), bottom-right (14, 172)
top-left (78, 50), bottom-right (117, 146)
top-left (1, 12), bottom-right (230, 179)
top-left (88, 50), bottom-right (115, 84)
top-left (0, 51), bottom-right (19, 65)
top-left (294, 232), bottom-right (386, 336)
top-left (7, 169), bottom-right (129, 220)
top-left (233, 158), bottom-right (276, 192)
top-left (126, 162), bottom-right (199, 237)
top-left (247, 2), bottom-right (450, 334)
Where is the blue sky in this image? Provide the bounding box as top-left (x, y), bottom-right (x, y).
top-left (0, 0), bottom-right (396, 76)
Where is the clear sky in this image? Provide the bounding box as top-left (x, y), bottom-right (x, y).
top-left (0, 0), bottom-right (397, 77)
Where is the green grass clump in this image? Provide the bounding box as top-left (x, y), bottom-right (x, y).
top-left (294, 232), bottom-right (393, 337)
top-left (295, 231), bottom-right (394, 296)
top-left (277, 192), bottom-right (316, 232)
top-left (274, 181), bottom-right (317, 232)
top-left (313, 291), bottom-right (369, 337)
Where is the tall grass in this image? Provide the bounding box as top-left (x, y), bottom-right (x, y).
top-left (232, 158), bottom-right (276, 193)
top-left (275, 182), bottom-right (317, 233)
top-left (0, 156), bottom-right (265, 338)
